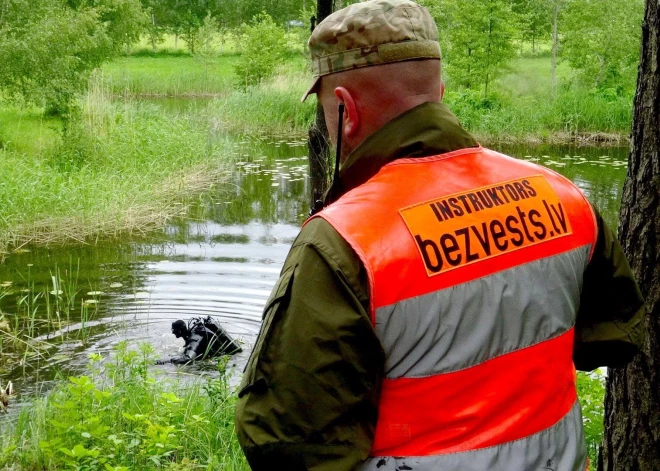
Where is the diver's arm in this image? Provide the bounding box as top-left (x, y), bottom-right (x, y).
top-left (155, 335), bottom-right (203, 365)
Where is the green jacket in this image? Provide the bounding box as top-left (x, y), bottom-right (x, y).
top-left (234, 102), bottom-right (645, 470)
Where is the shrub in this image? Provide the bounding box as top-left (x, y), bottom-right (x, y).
top-left (233, 13), bottom-right (288, 89)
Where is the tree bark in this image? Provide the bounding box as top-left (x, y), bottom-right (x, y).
top-left (307, 0), bottom-right (333, 209)
top-left (600, 1), bottom-right (660, 469)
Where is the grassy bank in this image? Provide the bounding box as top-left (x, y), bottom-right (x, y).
top-left (209, 72), bottom-right (315, 134)
top-left (99, 54), bottom-right (240, 97)
top-left (97, 53), bottom-right (632, 142)
top-left (97, 54), bottom-right (633, 143)
top-left (97, 53), bottom-right (306, 98)
top-left (0, 343), bottom-right (249, 470)
top-left (446, 88), bottom-right (633, 145)
top-left (445, 56), bottom-right (634, 144)
top-left (0, 86), bottom-right (234, 253)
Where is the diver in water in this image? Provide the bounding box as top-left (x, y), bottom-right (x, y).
top-left (157, 316), bottom-right (241, 365)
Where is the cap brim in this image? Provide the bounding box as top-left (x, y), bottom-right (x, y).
top-left (301, 76), bottom-right (321, 102)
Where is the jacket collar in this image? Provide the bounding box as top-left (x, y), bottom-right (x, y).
top-left (326, 101), bottom-right (478, 204)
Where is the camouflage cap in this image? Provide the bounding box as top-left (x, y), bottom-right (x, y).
top-left (301, 0), bottom-right (441, 102)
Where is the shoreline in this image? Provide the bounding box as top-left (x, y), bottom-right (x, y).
top-left (0, 165), bottom-right (229, 258)
top-left (0, 131), bottom-right (629, 256)
top-left (478, 130), bottom-right (629, 148)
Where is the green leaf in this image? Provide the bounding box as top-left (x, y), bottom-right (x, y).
top-left (72, 444), bottom-right (88, 456)
top-left (127, 438), bottom-right (140, 449)
top-left (58, 447), bottom-right (75, 458)
top-left (49, 419), bottom-right (70, 429)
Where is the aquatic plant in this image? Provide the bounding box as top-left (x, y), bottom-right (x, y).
top-left (0, 262), bottom-right (103, 378)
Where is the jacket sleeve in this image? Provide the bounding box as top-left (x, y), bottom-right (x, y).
top-left (573, 208), bottom-right (645, 371)
top-left (235, 218), bottom-right (384, 471)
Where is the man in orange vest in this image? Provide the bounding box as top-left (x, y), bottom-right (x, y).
top-left (235, 1), bottom-right (645, 469)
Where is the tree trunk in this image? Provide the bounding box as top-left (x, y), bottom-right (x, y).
top-left (151, 13), bottom-right (157, 52)
top-left (307, 0), bottom-right (334, 209)
top-left (551, 1), bottom-right (559, 94)
top-left (599, 1), bottom-right (660, 469)
top-left (308, 107), bottom-right (330, 209)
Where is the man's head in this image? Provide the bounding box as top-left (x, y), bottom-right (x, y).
top-left (172, 320), bottom-right (189, 339)
top-left (303, 0), bottom-right (444, 161)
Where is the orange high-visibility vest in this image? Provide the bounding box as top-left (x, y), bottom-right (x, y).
top-left (311, 147), bottom-right (597, 470)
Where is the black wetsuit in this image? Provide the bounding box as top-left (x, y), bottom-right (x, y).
top-left (159, 317), bottom-right (241, 365)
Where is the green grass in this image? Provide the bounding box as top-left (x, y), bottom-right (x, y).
top-left (209, 71), bottom-right (315, 134)
top-left (0, 85), bottom-right (234, 252)
top-left (0, 107), bottom-right (61, 156)
top-left (98, 55), bottom-right (240, 97)
top-left (446, 87), bottom-right (633, 143)
top-left (577, 370), bottom-right (607, 467)
top-left (0, 343), bottom-right (249, 470)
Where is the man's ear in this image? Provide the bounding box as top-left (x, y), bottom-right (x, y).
top-left (334, 86), bottom-right (359, 137)
top-left (440, 80), bottom-right (446, 101)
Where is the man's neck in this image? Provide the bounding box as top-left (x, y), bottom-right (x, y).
top-left (326, 101), bottom-right (478, 204)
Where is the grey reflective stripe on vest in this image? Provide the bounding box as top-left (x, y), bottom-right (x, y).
top-left (360, 400), bottom-right (587, 471)
top-left (375, 245), bottom-right (591, 379)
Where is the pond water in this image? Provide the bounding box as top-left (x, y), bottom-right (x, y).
top-left (0, 115), bottom-right (629, 413)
